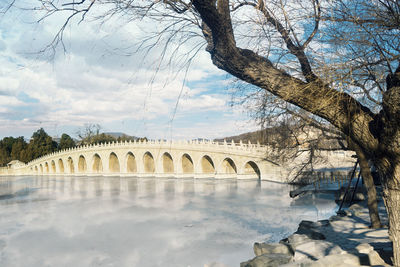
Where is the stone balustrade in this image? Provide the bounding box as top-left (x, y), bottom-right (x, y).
top-left (3, 140), bottom-right (283, 181)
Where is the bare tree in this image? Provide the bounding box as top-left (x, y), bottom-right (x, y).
top-left (230, 79), bottom-right (349, 182)
top-left (4, 0), bottom-right (400, 264)
top-left (76, 123), bottom-right (102, 145)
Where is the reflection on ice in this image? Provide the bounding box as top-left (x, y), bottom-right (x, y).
top-left (0, 176), bottom-right (337, 267)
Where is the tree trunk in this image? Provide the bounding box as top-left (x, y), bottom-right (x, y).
top-left (378, 157), bottom-right (400, 266)
top-left (378, 65), bottom-right (400, 266)
top-left (384, 185), bottom-right (400, 266)
top-left (352, 142), bottom-right (382, 228)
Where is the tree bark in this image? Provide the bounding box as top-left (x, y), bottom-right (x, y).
top-left (352, 142), bottom-right (381, 228)
top-left (378, 65), bottom-right (400, 266)
top-left (378, 158), bottom-right (400, 266)
top-left (384, 183), bottom-right (400, 266)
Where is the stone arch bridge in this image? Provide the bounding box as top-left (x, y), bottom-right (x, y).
top-left (21, 140), bottom-right (282, 181)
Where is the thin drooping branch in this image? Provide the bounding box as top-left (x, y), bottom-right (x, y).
top-left (234, 0), bottom-right (319, 82)
top-left (302, 0), bottom-right (321, 49)
top-left (285, 109), bottom-right (344, 138)
top-left (257, 0), bottom-right (318, 82)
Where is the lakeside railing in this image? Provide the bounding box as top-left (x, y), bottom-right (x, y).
top-left (298, 169), bottom-right (358, 189)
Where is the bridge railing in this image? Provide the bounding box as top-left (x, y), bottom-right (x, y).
top-left (27, 139), bottom-right (269, 166)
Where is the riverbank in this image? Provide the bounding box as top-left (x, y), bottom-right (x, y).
top-left (241, 191), bottom-right (393, 266)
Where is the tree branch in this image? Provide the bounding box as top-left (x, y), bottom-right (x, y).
top-left (193, 0), bottom-right (378, 154)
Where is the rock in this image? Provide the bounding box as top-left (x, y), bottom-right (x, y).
top-left (354, 243), bottom-right (373, 254)
top-left (294, 228), bottom-right (326, 241)
top-left (348, 203), bottom-right (367, 216)
top-left (298, 220), bottom-right (315, 229)
top-left (336, 209), bottom-right (351, 217)
top-left (300, 253), bottom-right (361, 267)
top-left (336, 185), bottom-right (366, 203)
top-left (283, 252), bottom-right (386, 267)
top-left (254, 242), bottom-right (294, 256)
top-left (293, 240), bottom-right (345, 262)
top-left (315, 219), bottom-right (330, 227)
top-left (328, 215), bottom-right (343, 221)
top-left (298, 220), bottom-right (330, 229)
top-left (294, 220), bottom-right (327, 241)
top-left (368, 250), bottom-right (387, 265)
top-left (285, 234), bottom-right (312, 249)
top-left (240, 253), bottom-right (293, 267)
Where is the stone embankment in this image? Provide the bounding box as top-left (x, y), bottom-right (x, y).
top-left (241, 199), bottom-right (393, 266)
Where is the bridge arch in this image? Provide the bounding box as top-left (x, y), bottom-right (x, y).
top-left (78, 155), bottom-right (87, 173)
top-left (68, 157), bottom-right (75, 173)
top-left (143, 152), bottom-right (155, 173)
top-left (200, 155), bottom-right (215, 174)
top-left (58, 159), bottom-right (64, 173)
top-left (162, 152), bottom-right (174, 173)
top-left (92, 154), bottom-right (103, 173)
top-left (44, 162), bottom-right (49, 173)
top-left (244, 161), bottom-right (261, 179)
top-left (181, 153), bottom-right (194, 174)
top-left (109, 152), bottom-right (120, 173)
top-left (51, 160), bottom-right (56, 173)
top-left (126, 152), bottom-right (137, 173)
top-left (219, 157), bottom-right (237, 174)
top-left (25, 141), bottom-right (275, 180)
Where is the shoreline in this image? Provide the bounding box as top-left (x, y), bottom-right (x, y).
top-left (241, 191), bottom-right (393, 266)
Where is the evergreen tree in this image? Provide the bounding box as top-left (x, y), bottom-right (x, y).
top-left (59, 133), bottom-right (76, 150)
top-left (11, 137), bottom-right (28, 161)
top-left (0, 145), bottom-right (9, 166)
top-left (0, 136), bottom-right (28, 165)
top-left (25, 128), bottom-right (58, 160)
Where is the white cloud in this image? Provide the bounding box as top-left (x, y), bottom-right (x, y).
top-left (0, 1), bottom-right (256, 140)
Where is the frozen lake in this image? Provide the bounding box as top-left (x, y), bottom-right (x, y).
top-left (0, 176), bottom-right (337, 267)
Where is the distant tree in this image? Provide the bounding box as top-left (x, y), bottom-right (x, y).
top-left (116, 135), bottom-right (136, 142)
top-left (76, 123), bottom-right (102, 145)
top-left (76, 124), bottom-right (129, 145)
top-left (1, 137), bottom-right (16, 156)
top-left (0, 146), bottom-right (9, 166)
top-left (91, 133), bottom-right (116, 144)
top-left (10, 137), bottom-right (28, 161)
top-left (59, 133), bottom-right (76, 150)
top-left (0, 136), bottom-right (28, 165)
top-left (19, 148), bottom-right (32, 163)
top-left (25, 128), bottom-right (58, 160)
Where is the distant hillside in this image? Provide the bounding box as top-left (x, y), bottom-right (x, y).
top-left (215, 125), bottom-right (345, 150)
top-left (214, 125), bottom-right (292, 145)
top-left (214, 129), bottom-right (269, 144)
top-left (104, 132), bottom-right (139, 140)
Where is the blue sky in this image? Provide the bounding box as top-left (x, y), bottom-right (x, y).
top-left (0, 2), bottom-right (258, 140)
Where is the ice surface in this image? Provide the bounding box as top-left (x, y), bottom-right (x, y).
top-left (0, 176), bottom-right (337, 267)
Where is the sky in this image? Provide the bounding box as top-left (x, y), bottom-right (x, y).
top-left (0, 1), bottom-right (258, 141)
